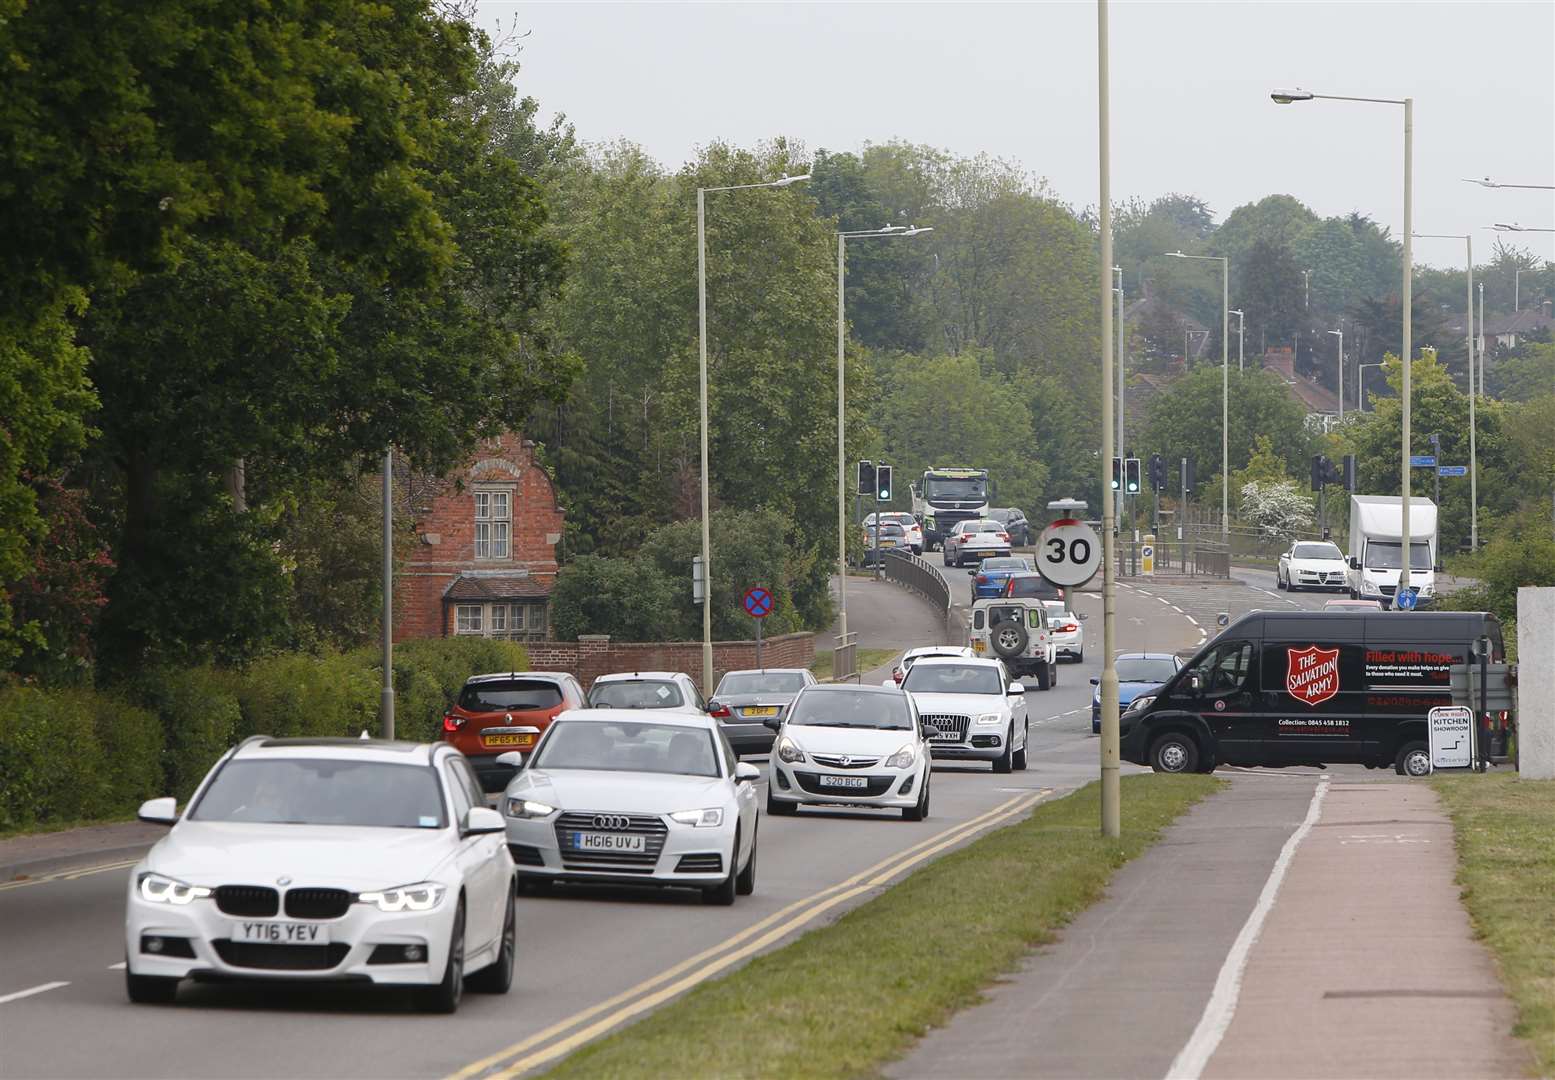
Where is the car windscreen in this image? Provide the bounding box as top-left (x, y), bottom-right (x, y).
top-left (1293, 543), bottom-right (1343, 560)
top-left (530, 720), bottom-right (719, 777)
top-left (925, 477), bottom-right (988, 499)
top-left (1115, 658), bottom-right (1180, 684)
top-left (1364, 541), bottom-right (1432, 570)
top-left (717, 672), bottom-right (808, 696)
top-left (901, 664), bottom-right (1003, 695)
top-left (191, 760), bottom-right (446, 829)
top-left (981, 558), bottom-right (1026, 570)
top-left (458, 679), bottom-right (563, 712)
top-left (587, 679), bottom-right (685, 709)
top-left (787, 691), bottom-right (913, 730)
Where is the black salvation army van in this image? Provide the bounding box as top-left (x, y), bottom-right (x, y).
top-left (1119, 610), bottom-right (1505, 778)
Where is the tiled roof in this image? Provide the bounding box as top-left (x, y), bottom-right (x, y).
top-left (442, 574), bottom-right (552, 602)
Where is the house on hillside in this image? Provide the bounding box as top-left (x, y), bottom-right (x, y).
top-left (1263, 348), bottom-right (1345, 431)
top-left (1480, 307), bottom-right (1554, 352)
top-left (396, 433), bottom-right (565, 644)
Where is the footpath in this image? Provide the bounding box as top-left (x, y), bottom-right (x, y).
top-left (888, 773), bottom-right (1531, 1080)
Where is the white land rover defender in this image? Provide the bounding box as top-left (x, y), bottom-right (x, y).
top-left (969, 598), bottom-right (1059, 690)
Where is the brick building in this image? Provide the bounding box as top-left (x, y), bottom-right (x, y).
top-left (396, 433), bottom-right (564, 643)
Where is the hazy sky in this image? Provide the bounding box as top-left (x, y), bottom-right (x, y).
top-left (475, 1), bottom-right (1555, 269)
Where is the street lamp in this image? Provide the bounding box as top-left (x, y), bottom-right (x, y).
top-left (1272, 86), bottom-right (1415, 607)
top-left (1414, 231), bottom-right (1479, 550)
top-left (1114, 266), bottom-right (1126, 528)
top-left (1491, 223), bottom-right (1555, 233)
top-left (697, 172), bottom-right (809, 694)
top-left (1098, 0), bottom-right (1121, 838)
top-left (1230, 309), bottom-right (1245, 372)
top-left (1462, 177), bottom-right (1555, 191)
top-left (1301, 269), bottom-right (1312, 310)
top-left (1358, 362), bottom-right (1386, 411)
top-left (836, 224), bottom-right (932, 644)
top-left (1326, 328), bottom-right (1344, 421)
top-left (1167, 251), bottom-right (1230, 536)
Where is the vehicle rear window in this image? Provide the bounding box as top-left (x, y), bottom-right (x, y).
top-left (982, 558), bottom-right (1026, 570)
top-left (717, 672), bottom-right (808, 696)
top-left (191, 760), bottom-right (446, 829)
top-left (1006, 575), bottom-right (1059, 597)
top-left (588, 679), bottom-right (685, 709)
top-left (458, 679), bottom-right (564, 712)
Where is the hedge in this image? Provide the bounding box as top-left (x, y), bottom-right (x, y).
top-left (0, 637), bottom-right (531, 832)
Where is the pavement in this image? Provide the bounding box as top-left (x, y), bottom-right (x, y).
top-left (0, 821), bottom-right (169, 884)
top-left (890, 773), bottom-right (1531, 1080)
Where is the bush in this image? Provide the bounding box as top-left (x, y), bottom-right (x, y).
top-left (549, 555), bottom-right (679, 642)
top-left (0, 687), bottom-right (161, 830)
top-left (230, 652), bottom-right (377, 741)
top-left (352, 637), bottom-right (531, 743)
top-left (132, 667), bottom-right (242, 800)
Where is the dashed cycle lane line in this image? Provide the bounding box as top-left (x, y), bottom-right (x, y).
top-left (449, 789), bottom-right (1053, 1080)
top-left (0, 981), bottom-right (70, 1006)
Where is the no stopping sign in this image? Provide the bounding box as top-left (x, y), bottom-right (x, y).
top-left (1036, 519), bottom-right (1101, 587)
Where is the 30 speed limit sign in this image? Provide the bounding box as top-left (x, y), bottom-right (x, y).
top-left (1036, 518), bottom-right (1101, 587)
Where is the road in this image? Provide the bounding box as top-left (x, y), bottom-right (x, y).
top-left (0, 576), bottom-right (1199, 1080)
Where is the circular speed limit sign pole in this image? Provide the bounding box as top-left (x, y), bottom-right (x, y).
top-left (1036, 519), bottom-right (1103, 588)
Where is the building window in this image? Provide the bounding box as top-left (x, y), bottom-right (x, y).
top-left (474, 488), bottom-right (511, 559)
top-left (449, 603), bottom-right (546, 641)
top-left (455, 605), bottom-right (483, 634)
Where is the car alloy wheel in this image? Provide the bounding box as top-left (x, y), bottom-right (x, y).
top-left (467, 885), bottom-right (515, 994)
top-left (417, 900), bottom-right (465, 1013)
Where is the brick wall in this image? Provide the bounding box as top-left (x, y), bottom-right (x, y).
top-left (396, 433), bottom-right (565, 642)
top-left (525, 632), bottom-right (817, 690)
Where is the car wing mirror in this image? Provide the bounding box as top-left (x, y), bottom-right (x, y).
top-left (494, 750), bottom-right (525, 769)
top-left (137, 797), bottom-right (178, 825)
top-left (1189, 672), bottom-right (1205, 693)
top-left (1348, 557), bottom-right (1360, 569)
top-left (1089, 676), bottom-right (1100, 686)
top-left (921, 725), bottom-right (941, 740)
top-left (463, 806), bottom-right (505, 835)
top-left (1077, 612), bottom-right (1088, 621)
top-left (734, 762), bottom-right (760, 783)
top-left (1008, 682), bottom-right (1026, 695)
top-left (763, 717), bottom-right (783, 731)
top-left (967, 569), bottom-right (977, 576)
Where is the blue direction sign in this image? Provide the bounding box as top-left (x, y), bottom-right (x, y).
top-left (1438, 465), bottom-right (1468, 477)
top-left (1410, 455), bottom-right (1437, 468)
top-left (1395, 587), bottom-right (1419, 611)
top-left (743, 586), bottom-right (774, 619)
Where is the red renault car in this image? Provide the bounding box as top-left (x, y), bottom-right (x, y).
top-left (442, 671), bottom-right (586, 791)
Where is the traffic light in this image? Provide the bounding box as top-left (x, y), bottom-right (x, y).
top-left (857, 460), bottom-right (875, 496)
top-left (1181, 457), bottom-right (1196, 495)
top-left (1313, 454), bottom-right (1348, 489)
top-left (1342, 453), bottom-right (1356, 493)
top-left (1311, 454), bottom-right (1327, 492)
top-left (1148, 453), bottom-right (1165, 493)
top-left (1124, 457), bottom-right (1141, 494)
top-left (1111, 457), bottom-right (1122, 491)
top-left (876, 464), bottom-right (893, 501)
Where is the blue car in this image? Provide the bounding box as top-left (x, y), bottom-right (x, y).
top-left (970, 556), bottom-right (1033, 600)
top-left (1090, 652), bottom-right (1184, 733)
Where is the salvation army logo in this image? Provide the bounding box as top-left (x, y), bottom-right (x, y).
top-left (1286, 645), bottom-right (1340, 707)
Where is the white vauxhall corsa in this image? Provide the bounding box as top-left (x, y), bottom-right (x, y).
top-left (502, 709), bottom-right (759, 905)
top-left (765, 684), bottom-right (935, 821)
top-left (124, 738), bottom-right (515, 1013)
top-left (901, 657), bottom-right (1030, 772)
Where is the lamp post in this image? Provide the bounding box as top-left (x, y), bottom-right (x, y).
top-left (836, 224), bottom-right (932, 645)
top-left (1463, 177), bottom-right (1555, 190)
top-left (1358, 362), bottom-right (1386, 411)
top-left (1327, 328), bottom-right (1344, 421)
top-left (697, 172), bottom-right (809, 695)
top-left (1515, 268), bottom-right (1525, 312)
top-left (1478, 280), bottom-right (1486, 396)
top-left (1492, 223), bottom-right (1555, 233)
top-left (1098, 0), bottom-right (1120, 839)
top-left (1114, 266), bottom-right (1125, 528)
top-left (1167, 251), bottom-right (1230, 536)
top-left (1414, 232), bottom-right (1478, 550)
top-left (1272, 87), bottom-right (1414, 607)
top-left (1301, 268), bottom-right (1312, 310)
top-left (1230, 309), bottom-right (1245, 372)
top-left (381, 448), bottom-right (394, 739)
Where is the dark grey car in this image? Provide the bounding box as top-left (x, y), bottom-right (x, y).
top-left (709, 668), bottom-right (818, 755)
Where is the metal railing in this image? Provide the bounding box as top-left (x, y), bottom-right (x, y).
top-left (1112, 535), bottom-right (1231, 578)
top-left (881, 548), bottom-right (951, 615)
top-left (830, 631), bottom-right (860, 684)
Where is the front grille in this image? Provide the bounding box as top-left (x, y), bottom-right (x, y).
top-left (922, 714), bottom-right (970, 743)
top-left (214, 885), bottom-right (279, 918)
top-left (812, 754), bottom-right (880, 769)
top-left (554, 812), bottom-right (668, 872)
top-left (284, 888), bottom-right (352, 920)
top-left (509, 843), bottom-right (545, 867)
top-left (1379, 585), bottom-right (1397, 597)
top-left (213, 940), bottom-right (350, 971)
top-left (792, 771), bottom-right (896, 797)
top-left (675, 854), bottom-right (723, 874)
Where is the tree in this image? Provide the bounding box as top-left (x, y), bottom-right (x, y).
top-left (1239, 480), bottom-right (1313, 535)
top-left (548, 555), bottom-right (679, 642)
top-left (1488, 339), bottom-right (1554, 403)
top-left (1291, 213), bottom-right (1400, 318)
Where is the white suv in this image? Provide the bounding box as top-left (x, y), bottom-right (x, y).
top-left (969, 597), bottom-right (1058, 689)
top-left (586, 671), bottom-right (706, 713)
top-left (902, 657), bottom-right (1030, 772)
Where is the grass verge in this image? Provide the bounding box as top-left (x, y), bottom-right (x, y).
top-left (810, 648), bottom-right (898, 682)
top-left (1434, 773), bottom-right (1555, 1074)
top-left (542, 774), bottom-right (1224, 1080)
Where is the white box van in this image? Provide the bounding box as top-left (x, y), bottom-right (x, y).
top-left (1346, 496), bottom-right (1437, 606)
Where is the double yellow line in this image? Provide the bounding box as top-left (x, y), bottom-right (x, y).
top-left (0, 857), bottom-right (140, 893)
top-left (451, 788), bottom-right (1052, 1080)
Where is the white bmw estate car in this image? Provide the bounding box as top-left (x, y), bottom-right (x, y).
top-left (125, 737), bottom-right (515, 1012)
top-left (901, 657), bottom-right (1030, 772)
top-left (501, 709), bottom-right (759, 905)
top-left (765, 684), bottom-right (935, 820)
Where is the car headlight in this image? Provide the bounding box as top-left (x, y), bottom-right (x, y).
top-left (884, 743), bottom-right (916, 769)
top-left (777, 735), bottom-right (806, 764)
top-left (506, 797), bottom-right (556, 819)
top-left (670, 808), bottom-right (724, 827)
top-left (975, 712), bottom-right (1002, 726)
top-left (1125, 695), bottom-right (1155, 714)
top-left (357, 882), bottom-right (446, 913)
top-left (138, 873), bottom-right (212, 905)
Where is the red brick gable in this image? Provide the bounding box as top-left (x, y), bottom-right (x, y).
top-left (396, 433), bottom-right (564, 641)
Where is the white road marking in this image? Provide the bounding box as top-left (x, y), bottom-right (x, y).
top-left (1184, 615), bottom-right (1200, 626)
top-left (1166, 776), bottom-right (1330, 1079)
top-left (1137, 590), bottom-right (1154, 597)
top-left (0, 981), bottom-right (69, 1005)
top-left (108, 962), bottom-right (126, 971)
